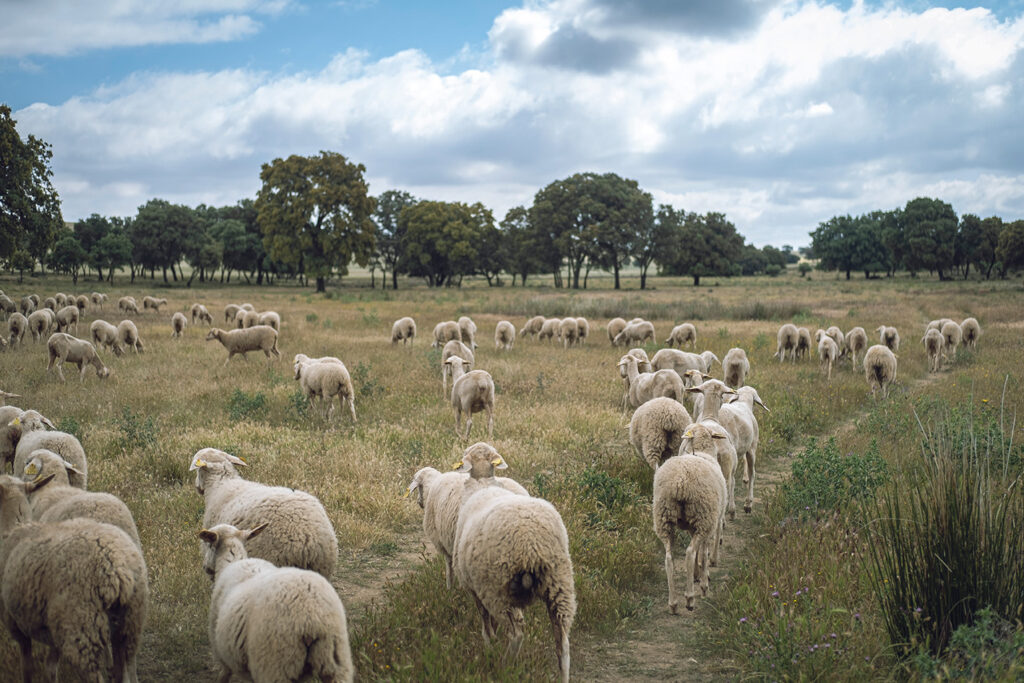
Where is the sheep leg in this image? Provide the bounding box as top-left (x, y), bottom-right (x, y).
top-left (55, 359), bottom-right (67, 382)
top-left (454, 409), bottom-right (462, 438)
top-left (684, 538), bottom-right (697, 610)
top-left (660, 531), bottom-right (677, 614)
top-left (443, 552), bottom-right (454, 589)
top-left (744, 450), bottom-right (756, 513)
top-left (347, 396), bottom-right (357, 423)
top-left (726, 467), bottom-right (736, 521)
top-left (464, 413), bottom-right (474, 440)
top-left (13, 629), bottom-right (32, 683)
top-left (45, 645), bottom-right (60, 683)
top-left (470, 593), bottom-right (497, 643)
top-left (549, 606), bottom-right (572, 683)
top-left (486, 405), bottom-right (493, 440)
top-left (79, 361), bottom-right (88, 382)
top-left (505, 608), bottom-right (525, 661)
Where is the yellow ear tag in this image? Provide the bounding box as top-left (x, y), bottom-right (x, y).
top-left (491, 458), bottom-right (503, 466)
top-left (403, 489), bottom-right (411, 498)
top-left (236, 456), bottom-right (247, 464)
top-left (11, 418), bottom-right (20, 426)
top-left (452, 461), bottom-right (463, 470)
top-left (25, 463), bottom-right (38, 477)
top-left (195, 459), bottom-right (206, 468)
top-left (683, 430), bottom-right (693, 438)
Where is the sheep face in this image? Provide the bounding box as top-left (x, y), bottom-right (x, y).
top-left (205, 329), bottom-right (223, 342)
top-left (198, 522), bottom-right (268, 580)
top-left (189, 448), bottom-right (247, 495)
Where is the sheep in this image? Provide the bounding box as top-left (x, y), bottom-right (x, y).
top-left (959, 317), bottom-right (981, 350)
top-left (432, 320), bottom-right (461, 348)
top-left (205, 326), bottom-right (280, 365)
top-left (142, 295), bottom-right (167, 313)
top-left (774, 323), bottom-right (798, 362)
top-left (75, 294), bottom-right (89, 312)
top-left (236, 309), bottom-right (259, 329)
top-left (666, 323), bottom-right (697, 349)
top-left (926, 318), bottom-right (954, 333)
top-left (795, 327), bottom-right (813, 360)
top-left (0, 294), bottom-right (16, 319)
top-left (171, 311), bottom-right (187, 338)
top-left (629, 397), bottom-right (693, 470)
top-left (224, 303), bottom-right (241, 324)
top-left (539, 317), bottom-right (562, 342)
top-left (863, 344), bottom-right (898, 399)
top-left (719, 386), bottom-right (769, 514)
top-left (722, 347), bottom-right (750, 388)
top-left (575, 317), bottom-right (589, 344)
top-left (615, 348), bottom-right (653, 408)
top-left (18, 295), bottom-right (35, 315)
top-left (117, 319), bottom-right (145, 354)
top-left (606, 317), bottom-right (627, 344)
top-left (654, 423), bottom-right (728, 613)
top-left (519, 315), bottom-right (545, 339)
top-left (43, 296), bottom-right (57, 311)
top-left (7, 312), bottom-right (27, 347)
top-left (257, 310), bottom-right (280, 331)
top-left (825, 326), bottom-right (845, 356)
top-left (845, 326), bottom-right (868, 370)
top-left (90, 319), bottom-right (124, 356)
top-left (922, 328), bottom-right (944, 373)
top-left (21, 449), bottom-right (138, 547)
top-left (0, 475), bottom-right (148, 683)
top-left (441, 339), bottom-right (475, 397)
top-left (876, 325), bottom-right (900, 352)
top-left (817, 332), bottom-right (838, 381)
top-left (118, 296), bottom-right (139, 315)
top-left (53, 293), bottom-right (66, 307)
top-left (618, 354), bottom-right (686, 409)
top-left (452, 459), bottom-right (576, 683)
top-left (90, 292), bottom-right (107, 309)
top-left (189, 448), bottom-right (338, 577)
top-left (458, 315), bottom-right (478, 349)
top-left (495, 320), bottom-right (516, 350)
top-left (239, 303), bottom-right (255, 312)
top-left (940, 320), bottom-right (962, 359)
top-left (391, 316), bottom-right (416, 345)
top-left (190, 303), bottom-right (213, 325)
top-left (47, 332), bottom-right (111, 382)
top-left (406, 443), bottom-right (528, 589)
top-left (651, 348), bottom-right (714, 385)
top-left (0, 409), bottom-right (51, 472)
top-left (11, 426), bottom-right (88, 490)
top-left (27, 308), bottom-right (54, 342)
top-left (295, 357), bottom-right (357, 423)
top-left (559, 317), bottom-right (579, 348)
top-left (613, 320), bottom-right (655, 347)
top-left (198, 523), bottom-right (354, 683)
top-left (445, 356), bottom-right (495, 440)
top-left (682, 380), bottom-right (740, 519)
top-left (55, 304), bottom-right (80, 334)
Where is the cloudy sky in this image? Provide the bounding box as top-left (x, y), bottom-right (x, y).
top-left (4, 0), bottom-right (1024, 247)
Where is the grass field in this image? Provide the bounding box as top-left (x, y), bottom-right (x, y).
top-left (1, 270), bottom-right (1021, 681)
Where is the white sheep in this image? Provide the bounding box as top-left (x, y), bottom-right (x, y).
top-left (774, 323), bottom-right (798, 362)
top-left (665, 323), bottom-right (697, 349)
top-left (142, 295), bottom-right (167, 313)
top-left (43, 296), bottom-right (57, 311)
top-left (26, 308), bottom-right (54, 342)
top-left (445, 356), bottom-right (495, 440)
top-left (817, 331), bottom-right (838, 381)
top-left (55, 304), bottom-right (80, 334)
top-left (441, 339), bottom-right (475, 397)
top-left (876, 325), bottom-right (900, 352)
top-left (863, 344), bottom-right (897, 399)
top-left (53, 293), bottom-right (66, 308)
top-left (559, 317), bottom-right (579, 348)
top-left (519, 315), bottom-right (545, 339)
top-left (960, 317), bottom-right (981, 350)
top-left (189, 448), bottom-right (338, 577)
top-left (391, 316), bottom-right (416, 345)
top-left (575, 317), bottom-right (589, 344)
top-left (1, 409), bottom-right (54, 475)
top-left (90, 292), bottom-right (108, 309)
top-left (494, 320), bottom-right (516, 350)
top-left (0, 475), bottom-right (148, 683)
top-left (538, 317), bottom-right (562, 342)
top-left (926, 318), bottom-right (953, 333)
top-left (224, 303), bottom-right (241, 324)
top-left (75, 294), bottom-right (89, 313)
top-left (117, 319), bottom-right (145, 353)
top-left (606, 317), bottom-right (627, 344)
top-left (90, 319), bottom-right (123, 356)
top-left (618, 354), bottom-right (686, 408)
top-left (825, 326), bottom-right (845, 356)
top-left (257, 310), bottom-right (280, 331)
top-left (199, 523), bottom-right (353, 683)
top-left (7, 312), bottom-right (27, 347)
top-left (629, 396), bottom-right (693, 470)
top-left (722, 347), bottom-right (750, 388)
top-left (617, 348), bottom-right (653, 408)
top-left (432, 320), bottom-right (461, 348)
top-left (922, 328), bottom-right (944, 373)
top-left (171, 311), bottom-right (187, 338)
top-left (18, 295), bottom-right (35, 315)
top-left (236, 309), bottom-right (259, 329)
top-left (239, 303), bottom-right (255, 312)
top-left (651, 348), bottom-right (714, 385)
top-left (941, 320), bottom-right (962, 359)
top-left (46, 332), bottom-right (111, 382)
top-left (845, 326), bottom-right (868, 370)
top-left (10, 424), bottom-right (88, 490)
top-left (653, 424), bottom-right (727, 613)
top-left (613, 320), bottom-right (655, 347)
top-left (118, 296), bottom-right (139, 315)
top-left (295, 357), bottom-right (357, 423)
top-left (0, 294), bottom-right (17, 319)
top-left (458, 315), bottom-right (478, 349)
top-left (795, 327), bottom-right (812, 360)
top-left (682, 380), bottom-right (739, 520)
top-left (719, 386), bottom-right (769, 514)
top-left (190, 303), bottom-right (213, 325)
top-left (205, 326), bottom-right (281, 365)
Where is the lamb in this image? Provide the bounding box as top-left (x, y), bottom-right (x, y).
top-left (795, 327), bottom-right (813, 360)
top-left (875, 325), bottom-right (900, 352)
top-left (666, 323), bottom-right (697, 349)
top-left (845, 326), bottom-right (868, 370)
top-left (446, 356), bottom-right (495, 440)
top-left (90, 292), bottom-right (108, 309)
top-left (452, 457), bottom-right (576, 683)
top-left (432, 320), bottom-right (461, 348)
top-left (21, 449), bottom-right (138, 546)
top-left (817, 332), bottom-right (838, 381)
top-left (575, 317), bottom-right (589, 344)
top-left (618, 354), bottom-right (686, 408)
top-left (940, 320), bottom-right (962, 359)
top-left (651, 348), bottom-right (713, 386)
top-left (616, 348), bottom-right (653, 407)
top-left (7, 312), bottom-right (27, 347)
top-left (458, 315), bottom-right (478, 349)
top-left (391, 316), bottom-right (416, 345)
top-left (653, 423), bottom-right (727, 613)
top-left (142, 295), bottom-right (167, 313)
top-left (27, 308), bottom-right (54, 342)
top-left (11, 425), bottom-right (89, 489)
top-left (606, 317), bottom-right (627, 344)
top-left (190, 303), bottom-right (213, 325)
top-left (55, 304), bottom-right (80, 334)
top-left (441, 339), bottom-right (475, 397)
top-left (118, 296), bottom-right (139, 315)
top-left (75, 294), bottom-right (89, 312)
top-left (171, 311), bottom-right (187, 338)
top-left (722, 347), bottom-right (750, 388)
top-left (406, 443), bottom-right (528, 589)
top-left (205, 326), bottom-right (281, 365)
top-left (0, 475), bottom-right (148, 683)
top-left (117, 319), bottom-right (145, 353)
top-left (519, 315), bottom-right (546, 339)
top-left (90, 319), bottom-right (123, 355)
top-left (960, 317), bottom-right (981, 350)
top-left (189, 448), bottom-right (338, 577)
top-left (613, 320), bottom-right (655, 347)
top-left (236, 309), bottom-right (259, 329)
top-left (224, 303), bottom-right (241, 324)
top-left (774, 323), bottom-right (798, 362)
top-left (539, 317), bottom-right (562, 342)
top-left (199, 523), bottom-right (353, 683)
top-left (863, 344), bottom-right (898, 399)
top-left (47, 332), bottom-right (111, 382)
top-left (629, 397), bottom-right (693, 470)
top-left (257, 311), bottom-right (280, 331)
top-left (295, 357), bottom-right (357, 423)
top-left (559, 317), bottom-right (579, 348)
top-left (922, 328), bottom-right (944, 373)
top-left (495, 320), bottom-right (516, 350)
top-left (719, 386), bottom-right (769, 514)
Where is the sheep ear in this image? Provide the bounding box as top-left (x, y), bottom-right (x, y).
top-left (491, 456), bottom-right (508, 470)
top-left (9, 417), bottom-right (19, 426)
top-left (41, 416), bottom-right (55, 429)
top-left (405, 480), bottom-right (419, 498)
top-left (227, 455), bottom-right (248, 467)
top-left (756, 399), bottom-right (770, 413)
top-left (246, 523), bottom-right (269, 540)
top-left (686, 387), bottom-right (703, 394)
top-left (712, 433), bottom-right (728, 440)
top-left (682, 430), bottom-right (693, 438)
top-left (198, 529), bottom-right (218, 545)
top-left (453, 460), bottom-right (471, 473)
top-left (26, 473), bottom-right (55, 493)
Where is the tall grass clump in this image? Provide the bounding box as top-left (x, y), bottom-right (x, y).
top-left (864, 384), bottom-right (1024, 662)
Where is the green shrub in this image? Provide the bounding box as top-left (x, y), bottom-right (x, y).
top-left (56, 416), bottom-right (82, 439)
top-left (778, 437), bottom-right (887, 517)
top-left (112, 408), bottom-right (156, 453)
top-left (227, 389), bottom-right (267, 421)
top-left (352, 361), bottom-right (384, 398)
top-left (908, 607), bottom-right (1024, 680)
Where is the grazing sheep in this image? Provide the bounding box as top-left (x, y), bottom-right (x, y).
top-left (18, 296), bottom-right (35, 315)
top-left (926, 318), bottom-right (954, 333)
top-left (171, 312), bottom-right (187, 338)
top-left (539, 317), bottom-right (562, 343)
top-left (432, 320), bottom-right (461, 348)
top-left (236, 309), bottom-right (259, 329)
top-left (825, 326), bottom-right (845, 356)
top-left (559, 317), bottom-right (579, 348)
top-left (458, 316), bottom-right (478, 349)
top-left (629, 397), bottom-right (693, 470)
top-left (876, 325), bottom-right (900, 352)
top-left (653, 424), bottom-right (727, 613)
top-left (43, 296), bottom-right (57, 311)
top-left (940, 320), bottom-right (962, 359)
top-left (46, 333), bottom-right (111, 382)
top-left (495, 320), bottom-right (516, 350)
top-left (190, 303), bottom-right (213, 325)
top-left (90, 319), bottom-right (123, 355)
top-left (453, 461), bottom-right (576, 683)
top-left (90, 292), bottom-right (107, 309)
top-left (446, 356), bottom-right (495, 440)
top-left (960, 317), bottom-right (981, 350)
top-left (27, 309), bottom-right (54, 342)
top-left (142, 295), bottom-right (167, 313)
top-left (795, 327), bottom-right (812, 360)
top-left (863, 344), bottom-right (898, 399)
top-left (817, 332), bottom-right (838, 381)
top-left (922, 328), bottom-right (944, 373)
top-left (118, 296), bottom-right (139, 315)
top-left (575, 317), bottom-right (589, 344)
top-left (1, 409), bottom-right (55, 475)
top-left (55, 304), bottom-right (80, 334)
top-left (722, 347), bottom-right (750, 388)
top-left (441, 339), bottom-right (475, 397)
top-left (613, 320), bottom-right (655, 347)
top-left (618, 354), bottom-right (686, 408)
top-left (606, 317), bottom-right (627, 344)
top-left (0, 294), bottom-right (17, 319)
top-left (519, 315), bottom-right (545, 339)
top-left (651, 348), bottom-right (714, 385)
top-left (199, 523), bottom-right (353, 683)
top-left (7, 312), bottom-right (27, 347)
top-left (117, 319), bottom-right (145, 353)
top-left (666, 323), bottom-right (697, 349)
top-left (224, 303), bottom-right (241, 324)
top-left (391, 316), bottom-right (416, 345)
top-left (75, 294), bottom-right (89, 313)
top-left (617, 348), bottom-right (653, 408)
top-left (189, 448), bottom-right (338, 577)
top-left (239, 303), bottom-right (255, 312)
top-left (257, 311), bottom-right (280, 331)
top-left (774, 324), bottom-right (798, 362)
top-left (295, 357), bottom-right (356, 423)
top-left (719, 387), bottom-right (769, 514)
top-left (205, 326), bottom-right (280, 365)
top-left (845, 326), bottom-right (868, 370)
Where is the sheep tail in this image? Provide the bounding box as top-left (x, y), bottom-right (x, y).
top-left (509, 570), bottom-right (538, 607)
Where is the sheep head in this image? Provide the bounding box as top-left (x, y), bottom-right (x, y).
top-left (198, 522), bottom-right (269, 580)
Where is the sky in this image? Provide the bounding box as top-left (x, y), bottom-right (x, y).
top-left (4, 0), bottom-right (1024, 248)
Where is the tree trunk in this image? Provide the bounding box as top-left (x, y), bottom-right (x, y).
top-left (614, 263), bottom-right (621, 290)
top-left (640, 267), bottom-right (647, 290)
top-left (845, 269), bottom-right (851, 280)
top-left (187, 268), bottom-right (197, 287)
top-left (316, 276), bottom-right (326, 292)
top-left (693, 274), bottom-right (701, 286)
top-left (96, 266), bottom-right (104, 281)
